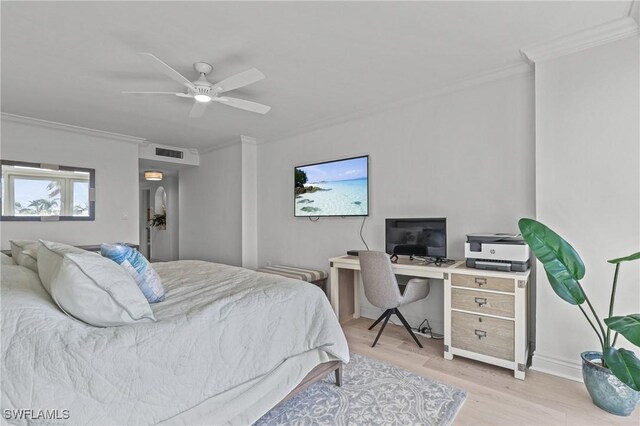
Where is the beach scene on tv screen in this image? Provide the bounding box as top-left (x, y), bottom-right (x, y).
top-left (295, 156), bottom-right (368, 216)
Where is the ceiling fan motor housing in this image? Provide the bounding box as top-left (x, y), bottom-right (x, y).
top-left (194, 85), bottom-right (212, 95)
top-left (194, 62), bottom-right (213, 75)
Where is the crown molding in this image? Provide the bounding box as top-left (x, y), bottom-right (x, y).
top-left (198, 135), bottom-right (257, 154)
top-left (520, 17), bottom-right (639, 65)
top-left (195, 60), bottom-right (531, 152)
top-left (240, 135), bottom-right (257, 145)
top-left (0, 112), bottom-right (147, 144)
top-left (258, 61), bottom-right (532, 146)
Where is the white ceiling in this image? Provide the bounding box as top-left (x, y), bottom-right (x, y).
top-left (1, 1), bottom-right (633, 150)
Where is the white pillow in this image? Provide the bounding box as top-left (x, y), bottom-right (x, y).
top-left (48, 252), bottom-right (155, 327)
top-left (9, 240), bottom-right (39, 272)
top-left (1, 252), bottom-right (15, 265)
top-left (37, 240), bottom-right (90, 294)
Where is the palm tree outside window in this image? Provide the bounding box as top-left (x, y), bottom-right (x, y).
top-left (1, 163), bottom-right (92, 218)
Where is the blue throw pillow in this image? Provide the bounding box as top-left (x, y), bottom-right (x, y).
top-left (100, 244), bottom-right (165, 303)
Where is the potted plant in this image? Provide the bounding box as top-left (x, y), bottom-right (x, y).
top-left (149, 211), bottom-right (166, 230)
top-left (518, 218), bottom-right (639, 416)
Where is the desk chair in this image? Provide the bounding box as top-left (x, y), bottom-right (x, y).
top-left (359, 251), bottom-right (430, 348)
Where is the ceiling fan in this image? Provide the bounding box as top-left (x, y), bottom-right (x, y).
top-left (123, 53), bottom-right (271, 117)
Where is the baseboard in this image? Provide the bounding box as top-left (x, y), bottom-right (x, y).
top-left (531, 352), bottom-right (583, 382)
top-left (360, 307), bottom-right (582, 382)
top-left (359, 306), bottom-right (444, 336)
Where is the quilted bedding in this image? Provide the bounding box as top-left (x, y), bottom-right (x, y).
top-left (1, 260), bottom-right (349, 425)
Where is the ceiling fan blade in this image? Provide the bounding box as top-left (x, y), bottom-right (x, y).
top-left (189, 101), bottom-right (208, 118)
top-left (139, 52), bottom-right (195, 91)
top-left (214, 96), bottom-right (271, 114)
top-left (212, 68), bottom-right (265, 93)
top-left (122, 91), bottom-right (183, 95)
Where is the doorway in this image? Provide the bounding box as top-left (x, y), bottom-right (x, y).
top-left (139, 188), bottom-right (151, 259)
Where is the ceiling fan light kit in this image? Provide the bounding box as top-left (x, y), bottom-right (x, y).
top-left (123, 53), bottom-right (271, 117)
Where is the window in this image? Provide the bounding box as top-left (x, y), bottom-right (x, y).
top-left (1, 161), bottom-right (95, 221)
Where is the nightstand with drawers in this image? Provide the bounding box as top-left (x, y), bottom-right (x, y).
top-left (444, 264), bottom-right (531, 380)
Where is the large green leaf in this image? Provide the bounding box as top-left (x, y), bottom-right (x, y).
top-left (605, 314), bottom-right (640, 347)
top-left (518, 218), bottom-right (586, 305)
top-left (519, 218), bottom-right (585, 279)
top-left (603, 347), bottom-right (640, 391)
top-left (545, 271), bottom-right (586, 305)
top-left (608, 252), bottom-right (640, 264)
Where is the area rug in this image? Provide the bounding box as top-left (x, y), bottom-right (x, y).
top-left (255, 353), bottom-right (467, 426)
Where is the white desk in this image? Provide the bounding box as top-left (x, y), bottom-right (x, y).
top-left (329, 254), bottom-right (531, 379)
top-left (328, 255), bottom-right (463, 321)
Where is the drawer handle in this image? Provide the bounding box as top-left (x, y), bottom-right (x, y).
top-left (475, 277), bottom-right (487, 287)
top-left (474, 297), bottom-right (488, 307)
top-left (475, 329), bottom-right (487, 340)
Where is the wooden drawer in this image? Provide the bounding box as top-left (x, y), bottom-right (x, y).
top-left (451, 311), bottom-right (515, 361)
top-left (451, 273), bottom-right (514, 293)
top-left (451, 288), bottom-right (515, 318)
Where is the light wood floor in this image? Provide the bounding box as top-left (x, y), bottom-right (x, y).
top-left (342, 318), bottom-right (639, 425)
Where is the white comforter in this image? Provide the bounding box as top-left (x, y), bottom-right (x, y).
top-left (1, 261), bottom-right (349, 425)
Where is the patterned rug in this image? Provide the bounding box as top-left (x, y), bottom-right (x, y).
top-left (255, 353), bottom-right (467, 426)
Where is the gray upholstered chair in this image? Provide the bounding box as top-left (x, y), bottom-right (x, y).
top-left (359, 250), bottom-right (430, 348)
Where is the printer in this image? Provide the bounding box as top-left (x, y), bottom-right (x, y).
top-left (465, 233), bottom-right (530, 272)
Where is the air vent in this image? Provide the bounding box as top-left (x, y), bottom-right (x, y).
top-left (155, 147), bottom-right (184, 159)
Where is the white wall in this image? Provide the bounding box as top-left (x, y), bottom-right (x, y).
top-left (140, 175), bottom-right (179, 261)
top-left (533, 35), bottom-right (640, 380)
top-left (241, 138), bottom-right (258, 269)
top-left (0, 117), bottom-right (139, 248)
top-left (179, 144), bottom-right (242, 265)
top-left (257, 72), bottom-right (536, 333)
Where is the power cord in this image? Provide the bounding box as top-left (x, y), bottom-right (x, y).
top-left (385, 317), bottom-right (444, 340)
top-left (359, 216), bottom-right (369, 250)
top-left (308, 216), bottom-right (369, 252)
top-left (413, 318), bottom-right (443, 340)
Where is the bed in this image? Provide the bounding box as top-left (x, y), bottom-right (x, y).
top-left (1, 259), bottom-right (349, 425)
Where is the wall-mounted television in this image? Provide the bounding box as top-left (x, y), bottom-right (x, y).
top-left (294, 155), bottom-right (369, 217)
top-left (385, 218), bottom-right (447, 259)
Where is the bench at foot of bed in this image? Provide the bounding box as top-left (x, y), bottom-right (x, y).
top-left (257, 265), bottom-right (329, 294)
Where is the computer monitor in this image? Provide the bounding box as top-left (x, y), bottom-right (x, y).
top-left (385, 218), bottom-right (447, 259)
